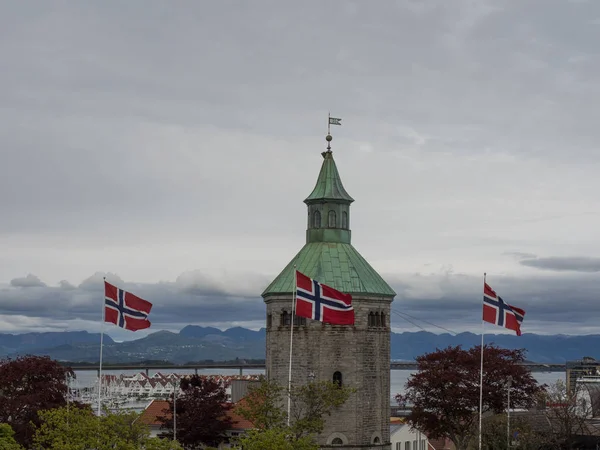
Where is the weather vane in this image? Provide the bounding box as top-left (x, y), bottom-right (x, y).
top-left (327, 113), bottom-right (342, 151)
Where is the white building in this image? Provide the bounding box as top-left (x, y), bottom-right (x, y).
top-left (390, 421), bottom-right (430, 450)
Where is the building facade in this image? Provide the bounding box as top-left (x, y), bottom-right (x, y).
top-left (262, 139), bottom-right (396, 449)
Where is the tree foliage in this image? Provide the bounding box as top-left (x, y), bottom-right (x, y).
top-left (396, 345), bottom-right (543, 450)
top-left (0, 355), bottom-right (75, 448)
top-left (0, 424), bottom-right (23, 450)
top-left (540, 379), bottom-right (595, 449)
top-left (288, 380), bottom-right (354, 438)
top-left (143, 437), bottom-right (184, 450)
top-left (158, 375), bottom-right (232, 448)
top-left (480, 413), bottom-right (549, 449)
top-left (236, 428), bottom-right (318, 450)
top-left (237, 377), bottom-right (354, 444)
top-left (33, 405), bottom-right (157, 450)
top-left (236, 377), bottom-right (287, 431)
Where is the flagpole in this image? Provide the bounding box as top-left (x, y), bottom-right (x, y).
top-left (478, 273), bottom-right (486, 450)
top-left (98, 277), bottom-right (106, 416)
top-left (507, 376), bottom-right (512, 450)
top-left (286, 265), bottom-right (297, 427)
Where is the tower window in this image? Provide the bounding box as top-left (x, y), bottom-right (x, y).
top-left (342, 211), bottom-right (348, 229)
top-left (267, 314), bottom-right (272, 329)
top-left (313, 210), bottom-right (321, 228)
top-left (328, 210), bottom-right (336, 227)
top-left (280, 311), bottom-right (291, 326)
top-left (293, 315), bottom-right (306, 326)
top-left (381, 312), bottom-right (386, 328)
top-left (368, 312), bottom-right (375, 327)
top-left (333, 371), bottom-right (342, 388)
top-left (376, 312), bottom-right (382, 327)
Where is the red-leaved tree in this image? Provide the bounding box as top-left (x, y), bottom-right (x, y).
top-left (395, 345), bottom-right (543, 450)
top-left (159, 375), bottom-right (233, 448)
top-left (0, 355), bottom-right (75, 448)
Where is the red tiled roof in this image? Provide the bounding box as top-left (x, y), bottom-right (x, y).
top-left (225, 403), bottom-right (254, 430)
top-left (139, 400), bottom-right (171, 426)
top-left (139, 399), bottom-right (254, 430)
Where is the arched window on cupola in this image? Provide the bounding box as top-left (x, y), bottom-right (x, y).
top-left (381, 312), bottom-right (386, 328)
top-left (328, 210), bottom-right (336, 227)
top-left (342, 211), bottom-right (348, 229)
top-left (313, 210), bottom-right (321, 228)
top-left (375, 312), bottom-right (382, 327)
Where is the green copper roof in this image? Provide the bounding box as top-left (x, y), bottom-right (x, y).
top-left (304, 151), bottom-right (354, 204)
top-left (262, 242), bottom-right (396, 297)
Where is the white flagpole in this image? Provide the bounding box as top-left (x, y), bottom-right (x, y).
top-left (286, 265), bottom-right (298, 427)
top-left (507, 376), bottom-right (512, 449)
top-left (98, 277), bottom-right (106, 416)
top-left (478, 273), bottom-right (486, 450)
top-left (173, 379), bottom-right (177, 441)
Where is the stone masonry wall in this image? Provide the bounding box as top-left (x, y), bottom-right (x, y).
top-left (265, 294), bottom-right (393, 450)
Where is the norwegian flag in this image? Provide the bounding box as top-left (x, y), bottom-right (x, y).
top-left (295, 271), bottom-right (354, 325)
top-left (104, 281), bottom-right (153, 331)
top-left (483, 283), bottom-right (525, 336)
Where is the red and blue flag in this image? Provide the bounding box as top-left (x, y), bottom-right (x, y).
top-left (104, 281), bottom-right (153, 331)
top-left (295, 271), bottom-right (354, 325)
top-left (483, 283), bottom-right (525, 336)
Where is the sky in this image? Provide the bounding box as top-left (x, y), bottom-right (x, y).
top-left (1, 0), bottom-right (600, 341)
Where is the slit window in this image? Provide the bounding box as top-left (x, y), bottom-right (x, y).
top-left (313, 210), bottom-right (321, 228)
top-left (328, 210), bottom-right (336, 227)
top-left (333, 371), bottom-right (342, 388)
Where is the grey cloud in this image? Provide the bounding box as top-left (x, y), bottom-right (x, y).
top-left (504, 252), bottom-right (537, 260)
top-left (0, 270), bottom-right (267, 335)
top-left (387, 271), bottom-right (600, 335)
top-left (1, 270), bottom-right (600, 338)
top-left (78, 272), bottom-right (124, 291)
top-left (1, 1), bottom-right (600, 338)
top-left (10, 274), bottom-right (46, 288)
top-left (520, 257), bottom-right (600, 272)
top-left (59, 280), bottom-right (76, 290)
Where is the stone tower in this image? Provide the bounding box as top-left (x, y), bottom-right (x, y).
top-left (262, 136), bottom-right (396, 449)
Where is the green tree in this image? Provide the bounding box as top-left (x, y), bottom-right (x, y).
top-left (541, 379), bottom-right (593, 449)
top-left (0, 424), bottom-right (23, 450)
top-left (0, 355), bottom-right (75, 448)
top-left (236, 428), bottom-right (317, 450)
top-left (236, 377), bottom-right (287, 431)
top-left (33, 405), bottom-right (160, 450)
top-left (143, 437), bottom-right (184, 450)
top-left (479, 413), bottom-right (549, 449)
top-left (288, 380), bottom-right (354, 438)
top-left (237, 377), bottom-right (355, 444)
top-left (396, 345), bottom-right (543, 450)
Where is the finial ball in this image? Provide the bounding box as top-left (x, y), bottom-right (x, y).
top-left (326, 134), bottom-right (332, 142)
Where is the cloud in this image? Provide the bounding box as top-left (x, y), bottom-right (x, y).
top-left (1, 1), bottom-right (600, 337)
top-left (1, 268), bottom-right (600, 339)
top-left (520, 257), bottom-right (600, 273)
top-left (10, 274), bottom-right (46, 288)
top-left (0, 270), bottom-right (268, 338)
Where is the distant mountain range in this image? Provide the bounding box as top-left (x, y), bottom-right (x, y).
top-left (0, 326), bottom-right (597, 364)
